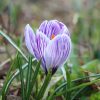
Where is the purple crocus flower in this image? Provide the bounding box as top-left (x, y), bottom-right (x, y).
top-left (25, 20), bottom-right (72, 75)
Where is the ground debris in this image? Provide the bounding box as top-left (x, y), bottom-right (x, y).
top-left (6, 95), bottom-right (21, 100)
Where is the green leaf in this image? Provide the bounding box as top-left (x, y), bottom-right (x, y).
top-left (68, 78), bottom-right (100, 92)
top-left (43, 76), bottom-right (63, 99)
top-left (1, 58), bottom-right (36, 99)
top-left (37, 71), bottom-right (52, 100)
top-left (0, 30), bottom-right (28, 61)
top-left (1, 55), bottom-right (20, 99)
top-left (71, 87), bottom-right (86, 100)
top-left (26, 60), bottom-right (41, 99)
top-left (53, 78), bottom-right (100, 98)
top-left (48, 74), bottom-right (100, 100)
top-left (17, 54), bottom-right (26, 100)
top-left (26, 56), bottom-right (32, 100)
top-left (66, 68), bottom-right (71, 100)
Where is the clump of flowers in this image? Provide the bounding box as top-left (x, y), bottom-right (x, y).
top-left (25, 20), bottom-right (72, 74)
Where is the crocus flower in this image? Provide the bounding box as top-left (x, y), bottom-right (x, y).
top-left (25, 20), bottom-right (72, 75)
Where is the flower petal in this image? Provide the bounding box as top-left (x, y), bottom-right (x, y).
top-left (58, 21), bottom-right (70, 36)
top-left (34, 30), bottom-right (50, 59)
top-left (44, 34), bottom-right (71, 74)
top-left (25, 25), bottom-right (49, 61)
top-left (39, 20), bottom-right (70, 39)
top-left (24, 24), bottom-right (35, 55)
top-left (38, 20), bottom-right (48, 34)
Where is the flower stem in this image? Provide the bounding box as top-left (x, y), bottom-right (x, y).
top-left (66, 68), bottom-right (71, 100)
top-left (37, 71), bottom-right (52, 100)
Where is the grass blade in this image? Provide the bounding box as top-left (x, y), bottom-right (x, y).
top-left (68, 78), bottom-right (100, 92)
top-left (1, 55), bottom-right (19, 99)
top-left (26, 56), bottom-right (32, 100)
top-left (17, 54), bottom-right (26, 100)
top-left (56, 79), bottom-right (100, 96)
top-left (26, 60), bottom-right (41, 99)
top-left (37, 72), bottom-right (52, 100)
top-left (1, 58), bottom-right (36, 98)
top-left (0, 30), bottom-right (28, 61)
top-left (66, 69), bottom-right (71, 100)
top-left (71, 87), bottom-right (86, 100)
top-left (48, 74), bottom-right (100, 100)
top-left (50, 78), bottom-right (100, 99)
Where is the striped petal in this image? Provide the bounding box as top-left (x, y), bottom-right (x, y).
top-left (39, 20), bottom-right (70, 39)
top-left (44, 34), bottom-right (71, 74)
top-left (24, 24), bottom-right (35, 55)
top-left (58, 21), bottom-right (70, 36)
top-left (34, 30), bottom-right (50, 59)
top-left (25, 24), bottom-right (49, 60)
